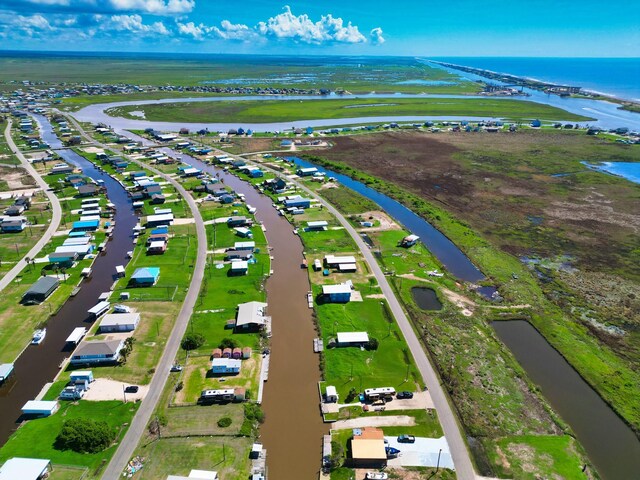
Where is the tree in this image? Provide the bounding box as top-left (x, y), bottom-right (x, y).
top-left (55, 418), bottom-right (115, 453)
top-left (120, 337), bottom-right (135, 363)
top-left (366, 337), bottom-right (379, 351)
top-left (181, 332), bottom-right (205, 351)
top-left (219, 337), bottom-right (238, 350)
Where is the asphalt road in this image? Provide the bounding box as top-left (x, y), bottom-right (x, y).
top-left (181, 143), bottom-right (479, 479)
top-left (0, 120), bottom-right (62, 293)
top-left (68, 114), bottom-right (476, 478)
top-left (63, 116), bottom-right (208, 480)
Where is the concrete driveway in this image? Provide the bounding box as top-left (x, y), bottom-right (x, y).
top-left (385, 436), bottom-right (454, 470)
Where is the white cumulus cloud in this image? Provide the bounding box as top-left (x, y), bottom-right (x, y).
top-left (256, 6), bottom-right (366, 44)
top-left (370, 27), bottom-right (385, 45)
top-left (6, 0), bottom-right (195, 15)
top-left (98, 14), bottom-right (170, 35)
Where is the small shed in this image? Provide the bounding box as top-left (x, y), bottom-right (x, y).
top-left (70, 370), bottom-right (94, 384)
top-left (222, 348), bottom-right (232, 358)
top-left (242, 347), bottom-right (252, 359)
top-left (325, 385), bottom-right (338, 403)
top-left (21, 277), bottom-right (59, 304)
top-left (229, 261), bottom-right (248, 276)
top-left (21, 400), bottom-right (59, 417)
top-left (211, 348), bottom-right (222, 359)
top-left (211, 358), bottom-right (241, 375)
top-left (231, 348), bottom-right (242, 359)
top-left (234, 227), bottom-right (252, 238)
top-left (400, 234), bottom-right (420, 247)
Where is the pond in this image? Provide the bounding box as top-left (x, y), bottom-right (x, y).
top-left (411, 287), bottom-right (443, 310)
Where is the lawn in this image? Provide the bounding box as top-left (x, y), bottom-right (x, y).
top-left (111, 97), bottom-right (592, 123)
top-left (176, 353), bottom-right (262, 404)
top-left (133, 436), bottom-right (252, 480)
top-left (0, 401), bottom-right (139, 478)
top-left (316, 185), bottom-right (378, 215)
top-left (316, 289), bottom-right (423, 400)
top-left (485, 435), bottom-right (588, 480)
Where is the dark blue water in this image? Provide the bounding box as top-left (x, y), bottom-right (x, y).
top-left (289, 157), bottom-right (485, 282)
top-left (431, 57), bottom-right (640, 102)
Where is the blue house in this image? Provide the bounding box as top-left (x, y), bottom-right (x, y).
top-left (296, 167), bottom-right (318, 177)
top-left (280, 139), bottom-right (292, 147)
top-left (322, 284), bottom-right (352, 303)
top-left (1, 219), bottom-right (26, 232)
top-left (72, 219), bottom-right (100, 232)
top-left (306, 127), bottom-right (314, 135)
top-left (151, 226), bottom-right (169, 235)
top-left (283, 197), bottom-right (311, 209)
top-left (211, 358), bottom-right (241, 375)
top-left (131, 267), bottom-right (160, 286)
top-left (220, 194), bottom-right (235, 204)
top-left (531, 119), bottom-right (542, 128)
top-left (249, 169), bottom-right (264, 178)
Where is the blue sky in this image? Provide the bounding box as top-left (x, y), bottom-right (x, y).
top-left (0, 0), bottom-right (638, 56)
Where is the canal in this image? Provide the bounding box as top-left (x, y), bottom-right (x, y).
top-left (273, 155), bottom-right (640, 479)
top-left (493, 320), bottom-right (640, 480)
top-left (0, 123), bottom-right (137, 445)
top-left (290, 156), bottom-right (485, 283)
top-left (162, 148), bottom-right (328, 479)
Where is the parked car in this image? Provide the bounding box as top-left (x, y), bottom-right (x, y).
top-left (397, 434), bottom-right (415, 443)
top-left (170, 364), bottom-right (183, 372)
top-left (365, 473), bottom-right (388, 480)
top-left (396, 391), bottom-right (414, 399)
top-left (124, 385), bottom-right (139, 393)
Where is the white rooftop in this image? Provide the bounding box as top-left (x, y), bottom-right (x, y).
top-left (22, 400), bottom-right (57, 412)
top-left (230, 261), bottom-right (248, 270)
top-left (322, 284), bottom-right (351, 295)
top-left (236, 301), bottom-right (268, 327)
top-left (0, 458), bottom-right (50, 480)
top-left (99, 313), bottom-right (140, 327)
top-left (337, 332), bottom-right (369, 344)
top-left (324, 255), bottom-right (356, 265)
top-left (211, 358), bottom-right (241, 368)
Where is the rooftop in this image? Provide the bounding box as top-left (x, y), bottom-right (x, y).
top-left (0, 458), bottom-right (50, 480)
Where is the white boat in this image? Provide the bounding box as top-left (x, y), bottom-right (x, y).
top-left (31, 328), bottom-right (46, 345)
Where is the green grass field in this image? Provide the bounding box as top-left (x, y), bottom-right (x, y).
top-left (109, 97), bottom-right (592, 123)
top-left (0, 401), bottom-right (139, 477)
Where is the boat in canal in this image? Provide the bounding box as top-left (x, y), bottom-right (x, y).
top-left (30, 329), bottom-right (46, 345)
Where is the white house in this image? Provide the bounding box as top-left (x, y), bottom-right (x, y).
top-left (211, 358), bottom-right (241, 375)
top-left (98, 313), bottom-right (140, 333)
top-left (0, 458), bottom-right (51, 480)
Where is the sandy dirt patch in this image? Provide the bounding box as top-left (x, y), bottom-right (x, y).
top-left (172, 218), bottom-right (195, 225)
top-left (331, 415), bottom-right (416, 430)
top-left (82, 378), bottom-right (148, 402)
top-left (358, 210), bottom-right (401, 231)
top-left (83, 147), bottom-right (105, 154)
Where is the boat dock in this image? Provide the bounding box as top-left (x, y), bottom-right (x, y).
top-left (256, 353), bottom-right (270, 404)
top-left (313, 338), bottom-right (323, 353)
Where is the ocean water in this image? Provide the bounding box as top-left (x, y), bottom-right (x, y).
top-left (431, 57), bottom-right (640, 102)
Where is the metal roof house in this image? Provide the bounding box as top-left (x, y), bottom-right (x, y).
top-left (98, 313), bottom-right (140, 333)
top-left (337, 332), bottom-right (370, 347)
top-left (21, 400), bottom-right (59, 417)
top-left (211, 358), bottom-right (241, 375)
top-left (21, 276), bottom-right (59, 304)
top-left (235, 301), bottom-right (269, 332)
top-left (400, 234), bottom-right (420, 247)
top-left (296, 167), bottom-right (318, 176)
top-left (71, 219), bottom-right (100, 232)
top-left (306, 221), bottom-right (328, 231)
top-left (283, 197), bottom-right (311, 209)
top-left (145, 213), bottom-right (173, 227)
top-left (70, 339), bottom-right (124, 365)
top-left (322, 284), bottom-right (352, 303)
top-left (1, 218), bottom-right (26, 232)
top-left (130, 267), bottom-right (160, 286)
top-left (229, 261), bottom-right (248, 276)
top-left (350, 427), bottom-right (387, 468)
top-left (234, 241), bottom-right (255, 251)
top-left (0, 458), bottom-right (51, 480)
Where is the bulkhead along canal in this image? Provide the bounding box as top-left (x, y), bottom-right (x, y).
top-left (0, 136), bottom-right (137, 444)
top-left (163, 147), bottom-right (328, 479)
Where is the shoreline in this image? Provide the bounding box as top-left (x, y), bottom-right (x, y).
top-left (428, 59), bottom-right (640, 110)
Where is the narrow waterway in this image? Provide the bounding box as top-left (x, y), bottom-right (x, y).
top-left (493, 320), bottom-right (640, 480)
top-left (0, 122), bottom-right (137, 445)
top-left (163, 149), bottom-right (328, 479)
top-left (290, 156), bottom-right (485, 283)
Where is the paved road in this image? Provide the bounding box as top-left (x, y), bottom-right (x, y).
top-left (0, 120), bottom-right (62, 292)
top-left (62, 115), bottom-right (208, 480)
top-left (177, 144), bottom-right (479, 479)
